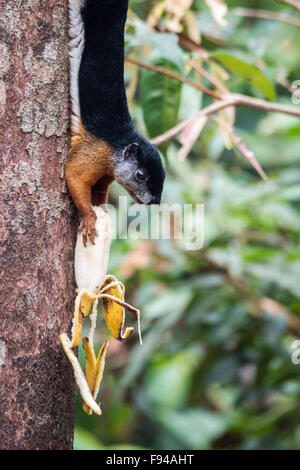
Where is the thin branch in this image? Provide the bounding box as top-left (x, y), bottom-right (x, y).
top-left (212, 116), bottom-right (267, 180)
top-left (232, 7), bottom-right (300, 27)
top-left (127, 51), bottom-right (300, 147)
top-left (151, 98), bottom-right (236, 145)
top-left (279, 0), bottom-right (300, 11)
top-left (127, 55), bottom-right (300, 119)
top-left (189, 59), bottom-right (229, 94)
top-left (151, 93), bottom-right (300, 145)
top-left (160, 28), bottom-right (297, 96)
top-left (233, 93), bottom-right (300, 117)
top-left (259, 297), bottom-right (300, 338)
top-left (175, 32), bottom-right (209, 59)
top-left (125, 55), bottom-right (222, 100)
top-left (206, 259), bottom-right (300, 338)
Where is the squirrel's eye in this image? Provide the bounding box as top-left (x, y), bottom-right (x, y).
top-left (135, 170), bottom-right (146, 182)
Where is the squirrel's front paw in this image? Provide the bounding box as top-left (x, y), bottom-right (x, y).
top-left (79, 212), bottom-right (97, 247)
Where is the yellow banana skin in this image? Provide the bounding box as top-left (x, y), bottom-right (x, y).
top-left (82, 338), bottom-right (108, 415)
top-left (60, 333), bottom-right (102, 415)
top-left (60, 207), bottom-right (142, 415)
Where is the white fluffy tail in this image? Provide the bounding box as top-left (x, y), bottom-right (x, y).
top-left (68, 0), bottom-right (86, 132)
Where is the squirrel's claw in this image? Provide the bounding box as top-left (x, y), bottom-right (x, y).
top-left (79, 212), bottom-right (97, 247)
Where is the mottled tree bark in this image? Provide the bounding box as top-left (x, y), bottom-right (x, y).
top-left (0, 0), bottom-right (77, 449)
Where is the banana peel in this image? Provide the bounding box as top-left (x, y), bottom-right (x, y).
top-left (60, 207), bottom-right (142, 416)
top-left (61, 332), bottom-right (102, 415)
top-left (82, 337), bottom-right (108, 415)
top-left (102, 275), bottom-right (142, 344)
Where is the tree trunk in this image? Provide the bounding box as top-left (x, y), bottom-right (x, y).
top-left (0, 0), bottom-right (77, 450)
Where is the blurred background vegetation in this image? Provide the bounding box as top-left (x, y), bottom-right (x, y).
top-left (74, 0), bottom-right (300, 450)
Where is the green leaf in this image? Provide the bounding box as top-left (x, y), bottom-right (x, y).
top-left (140, 58), bottom-right (182, 139)
top-left (212, 52), bottom-right (276, 101)
top-left (74, 428), bottom-right (145, 451)
top-left (126, 19), bottom-right (184, 70)
top-left (143, 289), bottom-right (192, 322)
top-left (158, 409), bottom-right (227, 449)
top-left (74, 428), bottom-right (103, 450)
top-left (178, 84), bottom-right (202, 121)
top-left (144, 349), bottom-right (201, 409)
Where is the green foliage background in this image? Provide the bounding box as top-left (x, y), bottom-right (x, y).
top-left (74, 0), bottom-right (300, 450)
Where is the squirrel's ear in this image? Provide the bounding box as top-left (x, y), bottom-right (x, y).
top-left (123, 143), bottom-right (139, 160)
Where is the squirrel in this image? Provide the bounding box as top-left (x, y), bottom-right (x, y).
top-left (66, 0), bottom-right (166, 245)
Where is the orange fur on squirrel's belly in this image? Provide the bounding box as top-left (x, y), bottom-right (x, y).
top-left (66, 123), bottom-right (115, 216)
top-left (69, 123), bottom-right (114, 178)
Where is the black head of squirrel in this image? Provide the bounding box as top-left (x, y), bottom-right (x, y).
top-left (112, 137), bottom-right (165, 205)
top-left (66, 0), bottom-right (166, 245)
